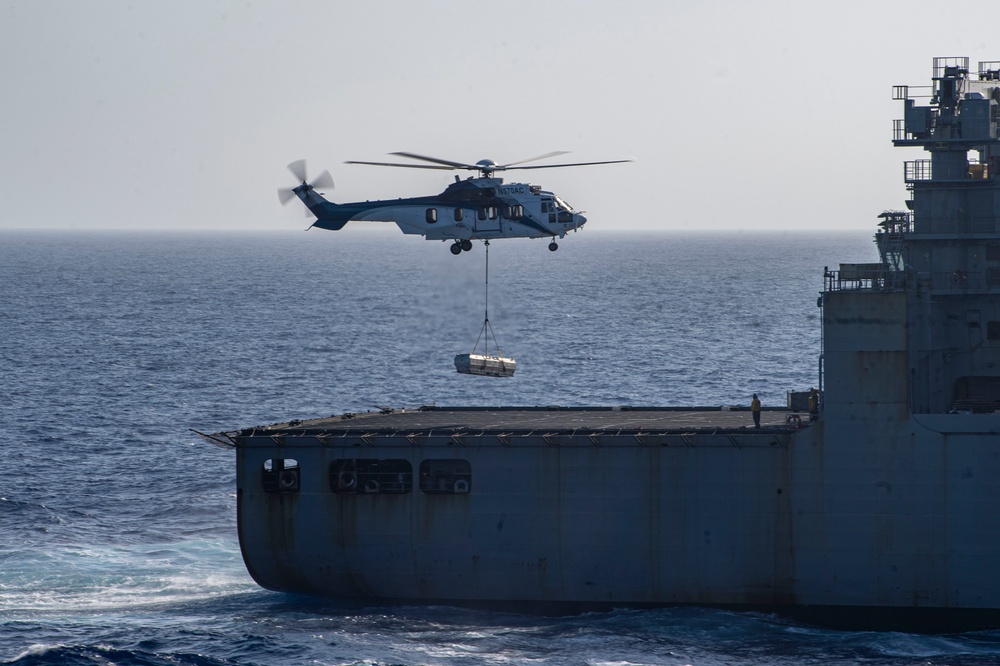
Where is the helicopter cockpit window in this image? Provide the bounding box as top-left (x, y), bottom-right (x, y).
top-left (426, 208), bottom-right (437, 224)
top-left (554, 196), bottom-right (573, 211)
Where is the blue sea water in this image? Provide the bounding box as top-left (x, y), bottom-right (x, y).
top-left (5, 228), bottom-right (1000, 665)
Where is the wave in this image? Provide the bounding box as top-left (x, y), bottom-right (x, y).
top-left (0, 539), bottom-right (256, 614)
top-left (5, 644), bottom-right (233, 666)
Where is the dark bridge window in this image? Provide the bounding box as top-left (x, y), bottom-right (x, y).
top-left (330, 458), bottom-right (412, 495)
top-left (262, 458), bottom-right (299, 493)
top-left (420, 459), bottom-right (471, 494)
top-left (952, 376), bottom-right (1000, 412)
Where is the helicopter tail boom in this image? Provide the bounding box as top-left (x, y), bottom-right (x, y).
top-left (279, 160), bottom-right (351, 230)
top-left (291, 188), bottom-right (348, 230)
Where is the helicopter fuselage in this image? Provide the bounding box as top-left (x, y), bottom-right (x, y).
top-left (300, 176), bottom-right (586, 244)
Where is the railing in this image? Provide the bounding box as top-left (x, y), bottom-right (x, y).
top-left (904, 160), bottom-right (933, 182)
top-left (877, 211), bottom-right (912, 234)
top-left (824, 264), bottom-right (900, 292)
top-left (979, 61), bottom-right (1000, 81)
top-left (892, 85), bottom-right (933, 100)
top-left (904, 159), bottom-right (993, 183)
top-left (933, 56), bottom-right (970, 80)
top-left (893, 119), bottom-right (910, 141)
top-left (826, 266), bottom-right (1000, 294)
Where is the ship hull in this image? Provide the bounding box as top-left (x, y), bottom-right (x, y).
top-left (232, 407), bottom-right (1000, 625)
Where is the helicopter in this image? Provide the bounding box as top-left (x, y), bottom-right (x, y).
top-left (277, 152), bottom-right (632, 254)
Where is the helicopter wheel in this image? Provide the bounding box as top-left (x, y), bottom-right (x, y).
top-left (450, 242), bottom-right (463, 255)
top-left (548, 241), bottom-right (559, 252)
top-left (461, 239), bottom-right (473, 252)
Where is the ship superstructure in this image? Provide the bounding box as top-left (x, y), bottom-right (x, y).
top-left (213, 58), bottom-right (1000, 629)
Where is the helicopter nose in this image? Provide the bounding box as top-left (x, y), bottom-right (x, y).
top-left (576, 213), bottom-right (587, 225)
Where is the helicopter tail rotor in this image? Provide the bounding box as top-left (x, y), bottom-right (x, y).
top-left (278, 160), bottom-right (334, 205)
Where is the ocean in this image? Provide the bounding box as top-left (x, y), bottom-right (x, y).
top-left (5, 229), bottom-right (1000, 665)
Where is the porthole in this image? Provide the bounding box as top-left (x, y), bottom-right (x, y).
top-left (420, 459), bottom-right (472, 494)
top-left (331, 459), bottom-right (412, 494)
top-left (262, 458), bottom-right (299, 493)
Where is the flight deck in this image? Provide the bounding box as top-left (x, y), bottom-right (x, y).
top-left (234, 406), bottom-right (805, 438)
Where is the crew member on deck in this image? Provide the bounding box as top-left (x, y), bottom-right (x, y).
top-left (751, 393), bottom-right (761, 428)
top-left (808, 387), bottom-right (819, 421)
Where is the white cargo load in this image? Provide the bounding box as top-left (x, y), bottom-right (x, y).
top-left (454, 353), bottom-right (516, 377)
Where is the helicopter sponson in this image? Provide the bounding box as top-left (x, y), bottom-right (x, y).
top-left (277, 152), bottom-right (631, 254)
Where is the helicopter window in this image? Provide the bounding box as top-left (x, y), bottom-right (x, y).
top-left (501, 205), bottom-right (524, 219)
top-left (554, 196), bottom-right (573, 211)
top-left (488, 206), bottom-right (497, 220)
top-left (426, 208), bottom-right (437, 224)
top-left (478, 207), bottom-right (487, 220)
top-left (454, 208), bottom-right (463, 222)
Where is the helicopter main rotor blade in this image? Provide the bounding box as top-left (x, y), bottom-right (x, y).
top-left (388, 152), bottom-right (476, 170)
top-left (344, 159), bottom-right (454, 170)
top-left (503, 158), bottom-right (635, 171)
top-left (500, 151), bottom-right (572, 168)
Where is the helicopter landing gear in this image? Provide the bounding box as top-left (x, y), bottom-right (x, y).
top-left (548, 241), bottom-right (559, 252)
top-left (451, 239), bottom-right (474, 255)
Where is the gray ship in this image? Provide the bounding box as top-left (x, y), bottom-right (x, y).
top-left (210, 58), bottom-right (1000, 629)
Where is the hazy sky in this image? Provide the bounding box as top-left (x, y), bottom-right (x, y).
top-left (1, 0), bottom-right (996, 233)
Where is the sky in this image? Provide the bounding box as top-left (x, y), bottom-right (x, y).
top-left (1, 0), bottom-right (997, 233)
